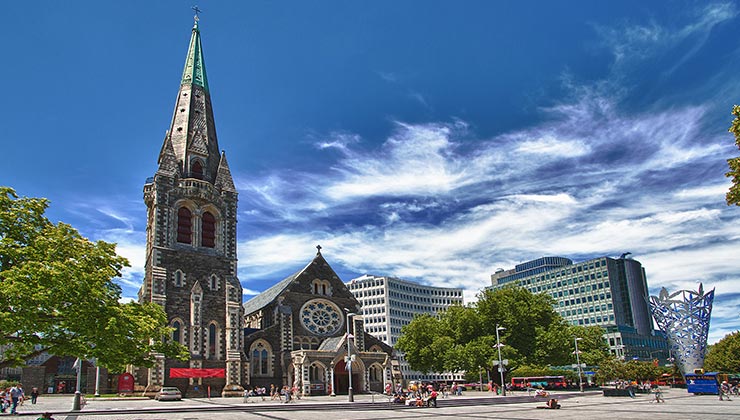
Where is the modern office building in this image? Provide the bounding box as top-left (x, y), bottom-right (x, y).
top-left (490, 255), bottom-right (668, 362)
top-left (346, 274), bottom-right (465, 383)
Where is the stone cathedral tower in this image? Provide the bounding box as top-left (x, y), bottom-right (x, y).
top-left (138, 18), bottom-right (244, 396)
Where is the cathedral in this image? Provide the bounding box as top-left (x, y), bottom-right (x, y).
top-left (137, 18), bottom-right (398, 397)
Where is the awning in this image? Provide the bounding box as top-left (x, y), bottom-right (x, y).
top-left (169, 368), bottom-right (225, 378)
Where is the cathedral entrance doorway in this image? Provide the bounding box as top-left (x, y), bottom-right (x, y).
top-left (333, 359), bottom-right (361, 395)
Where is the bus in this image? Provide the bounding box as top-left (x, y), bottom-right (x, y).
top-left (511, 376), bottom-right (567, 390)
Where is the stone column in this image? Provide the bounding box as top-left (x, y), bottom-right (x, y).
top-left (329, 362), bottom-right (335, 396)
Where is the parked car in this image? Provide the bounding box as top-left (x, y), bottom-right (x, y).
top-left (156, 386), bottom-right (182, 401)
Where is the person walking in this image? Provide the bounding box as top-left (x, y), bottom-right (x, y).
top-left (9, 384), bottom-right (24, 415)
top-left (653, 385), bottom-right (665, 403)
top-left (719, 381), bottom-right (732, 401)
top-left (31, 387), bottom-right (39, 404)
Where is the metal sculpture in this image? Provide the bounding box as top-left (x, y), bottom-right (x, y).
top-left (649, 284), bottom-right (714, 375)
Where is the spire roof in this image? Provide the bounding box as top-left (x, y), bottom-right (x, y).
top-left (181, 21), bottom-right (209, 92)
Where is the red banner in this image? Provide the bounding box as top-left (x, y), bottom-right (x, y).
top-left (169, 368), bottom-right (225, 378)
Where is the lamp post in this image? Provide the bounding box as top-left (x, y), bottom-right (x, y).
top-left (496, 325), bottom-right (506, 396)
top-left (72, 358), bottom-right (82, 411)
top-left (345, 312), bottom-right (355, 402)
top-left (574, 337), bottom-right (583, 392)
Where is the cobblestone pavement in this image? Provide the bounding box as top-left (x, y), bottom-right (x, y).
top-left (2, 389), bottom-right (738, 420)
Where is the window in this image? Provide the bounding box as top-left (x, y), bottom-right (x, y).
top-left (191, 160), bottom-right (203, 179)
top-left (209, 274), bottom-right (219, 291)
top-left (251, 341), bottom-right (271, 376)
top-left (172, 320), bottom-right (181, 343)
top-left (208, 323), bottom-right (218, 359)
top-left (177, 207), bottom-right (192, 244)
top-left (369, 364), bottom-right (383, 382)
top-left (311, 279), bottom-right (332, 296)
top-left (202, 211), bottom-right (216, 248)
top-left (309, 363), bottom-right (324, 382)
top-left (174, 270), bottom-right (185, 287)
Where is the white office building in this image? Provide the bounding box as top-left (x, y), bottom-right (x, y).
top-left (346, 274), bottom-right (465, 383)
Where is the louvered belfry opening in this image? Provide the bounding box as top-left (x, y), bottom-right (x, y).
top-left (202, 211), bottom-right (216, 247)
top-left (177, 207), bottom-right (192, 244)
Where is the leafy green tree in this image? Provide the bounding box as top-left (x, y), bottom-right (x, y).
top-left (704, 331), bottom-right (740, 373)
top-left (726, 105), bottom-right (740, 205)
top-left (0, 187), bottom-right (188, 371)
top-left (398, 286), bottom-right (589, 384)
top-left (569, 325), bottom-right (611, 366)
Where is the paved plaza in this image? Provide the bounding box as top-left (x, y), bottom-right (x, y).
top-left (3, 389), bottom-right (738, 420)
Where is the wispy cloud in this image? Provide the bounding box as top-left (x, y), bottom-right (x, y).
top-left (596, 2), bottom-right (737, 76)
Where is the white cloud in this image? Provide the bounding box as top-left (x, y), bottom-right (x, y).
top-left (516, 135), bottom-right (590, 157)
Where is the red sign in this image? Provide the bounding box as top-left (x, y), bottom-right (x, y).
top-left (169, 368), bottom-right (225, 378)
top-left (118, 373), bottom-right (134, 393)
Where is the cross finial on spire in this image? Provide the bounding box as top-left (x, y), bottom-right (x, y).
top-left (316, 244), bottom-right (322, 254)
top-left (192, 5), bottom-right (202, 23)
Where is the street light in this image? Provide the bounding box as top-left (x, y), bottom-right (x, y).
top-left (574, 337), bottom-right (583, 392)
top-left (496, 325), bottom-right (506, 396)
top-left (345, 311), bottom-right (356, 402)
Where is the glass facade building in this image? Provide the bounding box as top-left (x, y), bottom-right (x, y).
top-left (490, 256), bottom-right (668, 361)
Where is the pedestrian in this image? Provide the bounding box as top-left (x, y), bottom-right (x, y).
top-left (720, 381), bottom-right (732, 401)
top-left (31, 387), bottom-right (39, 404)
top-left (9, 383), bottom-right (23, 415)
top-left (36, 412), bottom-right (55, 420)
top-left (270, 384), bottom-right (277, 400)
top-left (242, 388), bottom-right (250, 403)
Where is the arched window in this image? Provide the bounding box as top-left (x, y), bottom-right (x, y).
top-left (174, 270), bottom-right (184, 287)
top-left (201, 211), bottom-right (216, 248)
top-left (209, 274), bottom-right (219, 291)
top-left (309, 363), bottom-right (324, 382)
top-left (369, 364), bottom-right (382, 382)
top-left (172, 320), bottom-right (181, 343)
top-left (251, 341), bottom-right (271, 376)
top-left (177, 207), bottom-right (192, 244)
top-left (208, 323), bottom-right (217, 359)
top-left (191, 160), bottom-right (203, 179)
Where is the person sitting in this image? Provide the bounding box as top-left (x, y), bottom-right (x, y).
top-left (415, 393), bottom-right (424, 407)
top-left (546, 398), bottom-right (561, 409)
top-left (392, 393), bottom-right (406, 404)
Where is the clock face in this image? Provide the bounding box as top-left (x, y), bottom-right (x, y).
top-left (300, 299), bottom-right (343, 336)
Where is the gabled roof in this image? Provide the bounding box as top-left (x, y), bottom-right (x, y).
top-left (317, 334), bottom-right (358, 353)
top-left (242, 249), bottom-right (353, 315)
top-left (242, 268), bottom-right (302, 315)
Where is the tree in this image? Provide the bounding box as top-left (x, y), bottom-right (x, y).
top-left (569, 325), bottom-right (611, 366)
top-left (726, 105), bottom-right (740, 205)
top-left (704, 331), bottom-right (740, 373)
top-left (0, 187), bottom-right (188, 371)
top-left (397, 286), bottom-right (583, 384)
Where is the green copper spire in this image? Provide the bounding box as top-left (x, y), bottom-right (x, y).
top-left (181, 20), bottom-right (209, 92)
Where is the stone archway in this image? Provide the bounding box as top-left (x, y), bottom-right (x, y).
top-left (333, 359), bottom-right (364, 395)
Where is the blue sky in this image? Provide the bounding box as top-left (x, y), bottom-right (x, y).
top-left (3, 1), bottom-right (739, 344)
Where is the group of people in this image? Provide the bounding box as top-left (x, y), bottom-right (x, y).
top-left (390, 383), bottom-right (439, 408)
top-left (1, 384), bottom-right (43, 414)
top-left (242, 384), bottom-right (299, 403)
